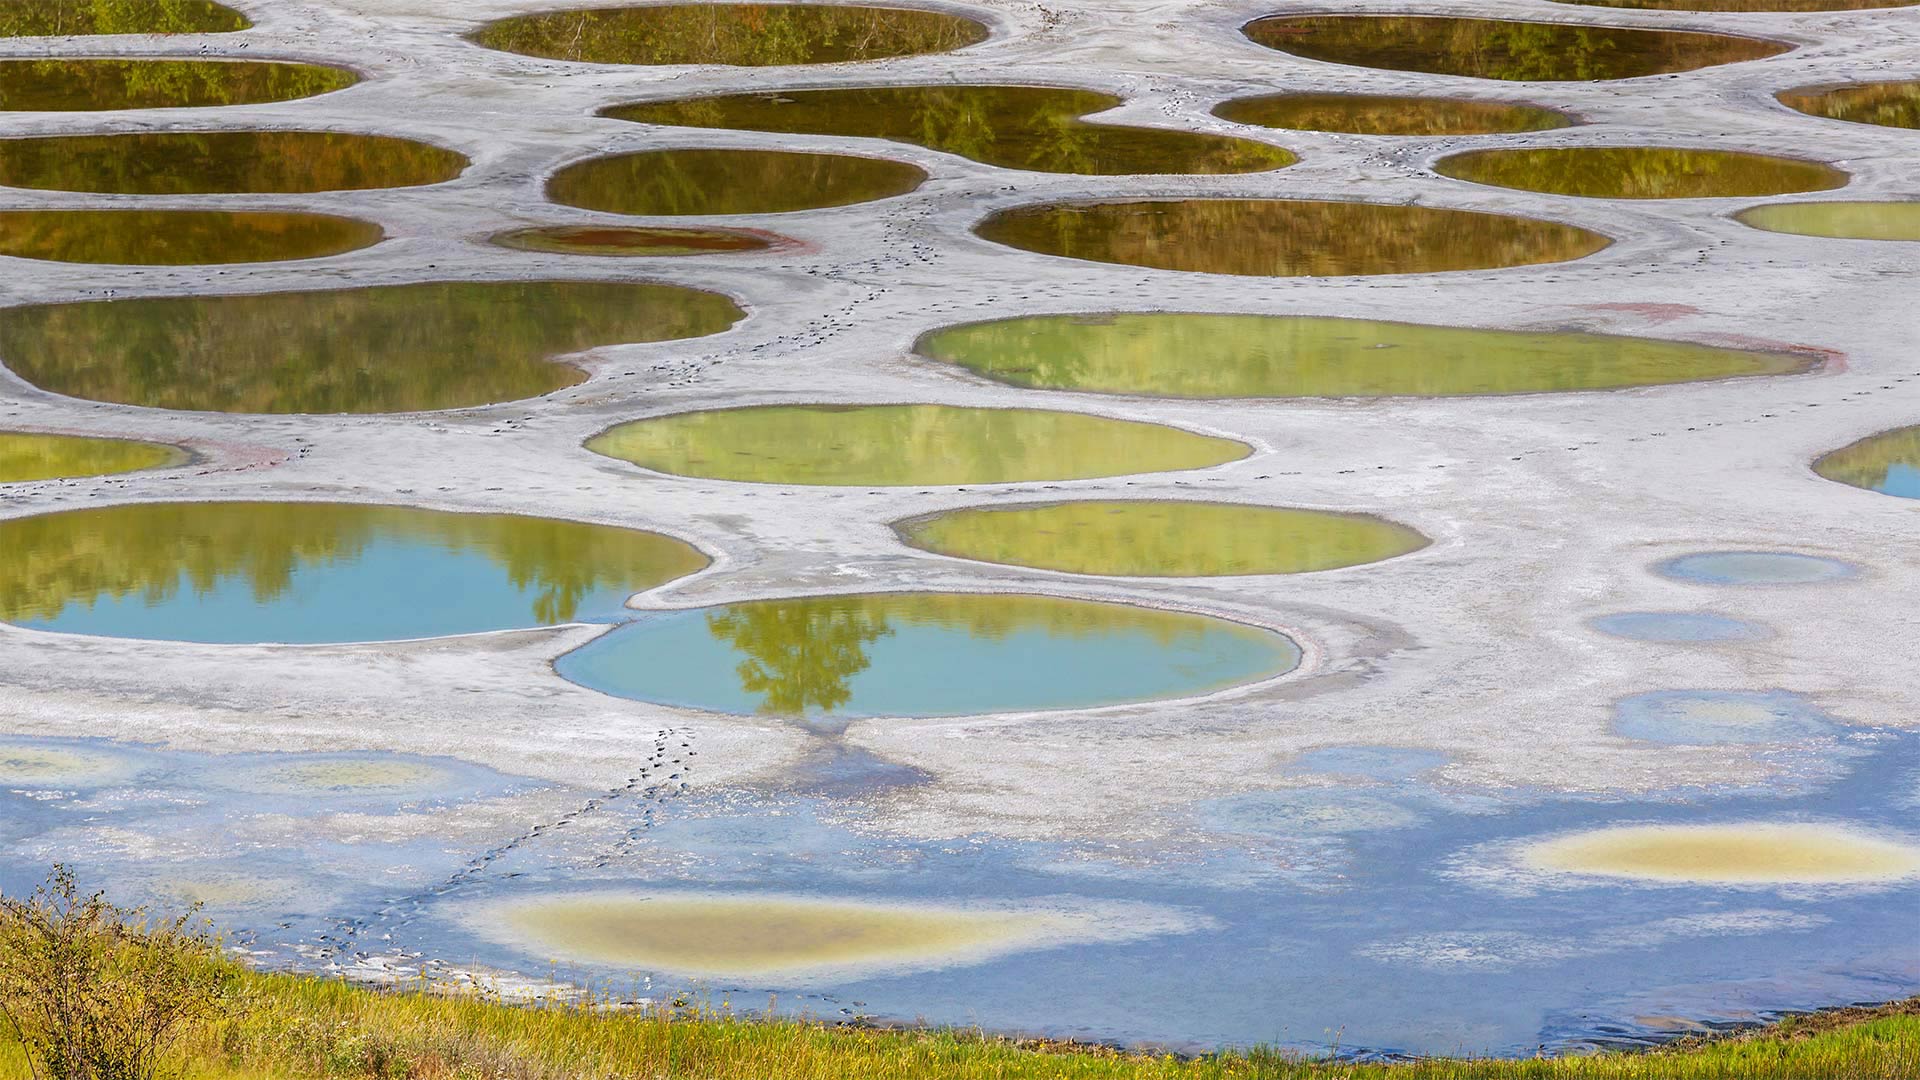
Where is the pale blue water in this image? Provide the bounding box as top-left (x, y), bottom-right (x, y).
top-left (1653, 551), bottom-right (1857, 586)
top-left (1877, 462), bottom-right (1920, 499)
top-left (1612, 689), bottom-right (1835, 745)
top-left (1589, 612), bottom-right (1774, 643)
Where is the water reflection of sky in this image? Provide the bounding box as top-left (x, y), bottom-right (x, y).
top-left (1877, 462), bottom-right (1920, 499)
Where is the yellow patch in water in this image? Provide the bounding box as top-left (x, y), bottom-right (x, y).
top-left (0, 745), bottom-right (126, 785)
top-left (1523, 823), bottom-right (1920, 884)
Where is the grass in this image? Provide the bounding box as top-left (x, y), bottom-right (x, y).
top-left (0, 966), bottom-right (1912, 1080)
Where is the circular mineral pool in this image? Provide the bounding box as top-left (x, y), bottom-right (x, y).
top-left (1737, 202), bottom-right (1920, 242)
top-left (549, 148), bottom-right (926, 216)
top-left (0, 502), bottom-right (709, 644)
top-left (0, 130), bottom-right (468, 194)
top-left (1521, 822), bottom-right (1920, 884)
top-left (554, 592), bottom-right (1301, 718)
top-left (490, 225), bottom-right (777, 256)
top-left (1436, 147), bottom-right (1847, 200)
top-left (1653, 551), bottom-right (1857, 586)
top-left (974, 199), bottom-right (1609, 277)
top-left (1779, 81), bottom-right (1920, 130)
top-left (0, 209), bottom-right (382, 265)
top-left (469, 4), bottom-right (989, 66)
top-left (1213, 93), bottom-right (1571, 136)
top-left (1612, 689), bottom-right (1833, 745)
top-left (896, 501), bottom-right (1429, 577)
top-left (1813, 426), bottom-right (1920, 499)
top-left (1588, 612), bottom-right (1773, 644)
top-left (0, 432), bottom-right (184, 483)
top-left (0, 1), bottom-right (249, 36)
top-left (0, 58), bottom-right (355, 111)
top-left (587, 404), bottom-right (1249, 485)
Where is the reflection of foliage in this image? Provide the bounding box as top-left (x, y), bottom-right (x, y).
top-left (0, 209), bottom-right (380, 266)
top-left (549, 148), bottom-right (924, 216)
top-left (471, 4), bottom-right (986, 66)
top-left (1244, 15), bottom-right (1786, 81)
top-left (0, 280), bottom-right (743, 414)
top-left (1439, 147), bottom-right (1844, 199)
top-left (1780, 81), bottom-right (1920, 130)
top-left (0, 58), bottom-right (352, 111)
top-left (1561, 0), bottom-right (1910, 10)
top-left (0, 502), bottom-right (707, 626)
top-left (975, 199), bottom-right (1610, 277)
top-left (0, 433), bottom-right (180, 484)
top-left (0, 131), bottom-right (466, 195)
top-left (0, 0), bottom-right (248, 35)
top-left (1214, 93), bottom-right (1568, 136)
top-left (1814, 426), bottom-right (1920, 493)
top-left (492, 226), bottom-right (770, 256)
top-left (609, 85), bottom-right (1292, 176)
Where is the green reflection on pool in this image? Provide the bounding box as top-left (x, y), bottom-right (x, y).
top-left (469, 4), bottom-right (988, 66)
top-left (1214, 93), bottom-right (1570, 136)
top-left (1242, 15), bottom-right (1789, 81)
top-left (973, 200), bottom-right (1610, 277)
top-left (899, 501), bottom-right (1429, 577)
top-left (0, 280), bottom-right (745, 414)
top-left (1779, 81), bottom-right (1920, 130)
top-left (1813, 426), bottom-right (1920, 500)
top-left (1436, 147), bottom-right (1847, 200)
top-left (916, 314), bottom-right (1812, 397)
top-left (608, 85), bottom-right (1294, 175)
top-left (588, 404), bottom-right (1248, 485)
top-left (1737, 202), bottom-right (1920, 242)
top-left (0, 59), bottom-right (355, 111)
top-left (491, 225), bottom-right (775, 256)
top-left (549, 148), bottom-right (925, 216)
top-left (0, 1), bottom-right (248, 36)
top-left (0, 432), bottom-right (183, 484)
top-left (0, 209), bottom-right (381, 265)
top-left (0, 131), bottom-right (468, 194)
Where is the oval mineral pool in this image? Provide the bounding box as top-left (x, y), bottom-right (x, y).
top-left (0, 209), bottom-right (382, 265)
top-left (1555, 0), bottom-right (1913, 8)
top-left (913, 313), bottom-right (1810, 397)
top-left (1436, 147), bottom-right (1847, 200)
top-left (0, 1), bottom-right (248, 36)
top-left (490, 225), bottom-right (776, 256)
top-left (0, 502), bottom-right (709, 645)
top-left (896, 501), bottom-right (1429, 577)
top-left (0, 130), bottom-right (468, 194)
top-left (548, 148), bottom-right (925, 216)
top-left (1588, 612), bottom-right (1773, 643)
top-left (1241, 15), bottom-right (1790, 81)
top-left (469, 4), bottom-right (988, 66)
top-left (0, 432), bottom-right (183, 483)
top-left (0, 741), bottom-right (139, 787)
top-left (1213, 93), bottom-right (1571, 136)
top-left (0, 58), bottom-right (356, 111)
top-left (1653, 551), bottom-right (1857, 586)
top-left (554, 592), bottom-right (1300, 717)
top-left (1814, 426), bottom-right (1920, 499)
top-left (975, 200), bottom-right (1609, 277)
top-left (1521, 823), bottom-right (1920, 884)
top-left (1737, 202), bottom-right (1920, 242)
top-left (1779, 81), bottom-right (1920, 130)
top-left (588, 404), bottom-right (1247, 485)
top-left (1612, 690), bottom-right (1833, 745)
top-left (607, 85), bottom-right (1295, 175)
top-left (0, 280), bottom-right (745, 414)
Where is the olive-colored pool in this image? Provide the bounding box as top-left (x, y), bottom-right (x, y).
top-left (1814, 426), bottom-right (1920, 500)
top-left (1436, 147), bottom-right (1847, 199)
top-left (0, 432), bottom-right (184, 484)
top-left (0, 130), bottom-right (468, 194)
top-left (1778, 81), bottom-right (1920, 130)
top-left (0, 1), bottom-right (248, 36)
top-left (0, 58), bottom-right (355, 111)
top-left (0, 209), bottom-right (381, 265)
top-left (490, 225), bottom-right (776, 256)
top-left (469, 4), bottom-right (988, 66)
top-left (1214, 93), bottom-right (1570, 136)
top-left (1736, 202), bottom-right (1920, 242)
top-left (548, 148), bottom-right (925, 216)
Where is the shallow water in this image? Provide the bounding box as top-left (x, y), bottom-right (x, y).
top-left (0, 502), bottom-right (707, 644)
top-left (0, 432), bottom-right (183, 483)
top-left (1612, 690), bottom-right (1833, 745)
top-left (0, 209), bottom-right (382, 265)
top-left (1437, 147), bottom-right (1847, 200)
top-left (491, 225), bottom-right (775, 256)
top-left (975, 200), bottom-right (1609, 277)
top-left (0, 1), bottom-right (247, 36)
top-left (897, 501), bottom-right (1429, 577)
top-left (470, 4), bottom-right (987, 66)
top-left (0, 58), bottom-right (354, 111)
top-left (1213, 93), bottom-right (1570, 136)
top-left (588, 404), bottom-right (1247, 485)
top-left (1813, 426), bottom-right (1920, 499)
top-left (1655, 551), bottom-right (1857, 586)
top-left (1522, 823), bottom-right (1920, 884)
top-left (554, 592), bottom-right (1299, 718)
top-left (914, 313), bottom-right (1806, 397)
top-left (1588, 612), bottom-right (1773, 644)
top-left (1242, 15), bottom-right (1789, 81)
top-left (548, 148), bottom-right (925, 216)
top-left (608, 85), bottom-right (1294, 175)
top-left (1779, 81), bottom-right (1920, 129)
top-left (0, 130), bottom-right (468, 194)
top-left (1737, 202), bottom-right (1920, 242)
top-left (0, 280), bottom-right (744, 414)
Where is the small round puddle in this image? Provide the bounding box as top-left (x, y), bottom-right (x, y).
top-left (0, 741), bottom-right (138, 787)
top-left (0, 1), bottom-right (248, 35)
top-left (0, 58), bottom-right (356, 110)
top-left (975, 200), bottom-right (1608, 277)
top-left (0, 502), bottom-right (709, 644)
top-left (553, 592), bottom-right (1300, 717)
top-left (490, 225), bottom-right (776, 256)
top-left (0, 209), bottom-right (382, 265)
top-left (1437, 147), bottom-right (1847, 200)
top-left (1779, 81), bottom-right (1920, 130)
top-left (0, 280), bottom-right (745, 414)
top-left (588, 404), bottom-right (1247, 485)
top-left (548, 148), bottom-right (925, 216)
top-left (1554, 0), bottom-right (1916, 11)
top-left (1521, 823), bottom-right (1920, 884)
top-left (1612, 690), bottom-right (1831, 745)
top-left (1814, 425), bottom-right (1920, 499)
top-left (1214, 93), bottom-right (1570, 136)
top-left (1242, 15), bottom-right (1790, 81)
top-left (1737, 202), bottom-right (1920, 242)
top-left (897, 501), bottom-right (1429, 577)
top-left (608, 85), bottom-right (1295, 175)
top-left (470, 4), bottom-right (988, 65)
top-left (1588, 612), bottom-right (1773, 644)
top-left (1654, 551), bottom-right (1857, 586)
top-left (915, 313), bottom-right (1811, 396)
top-left (0, 432), bottom-right (184, 483)
top-left (0, 130), bottom-right (468, 194)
